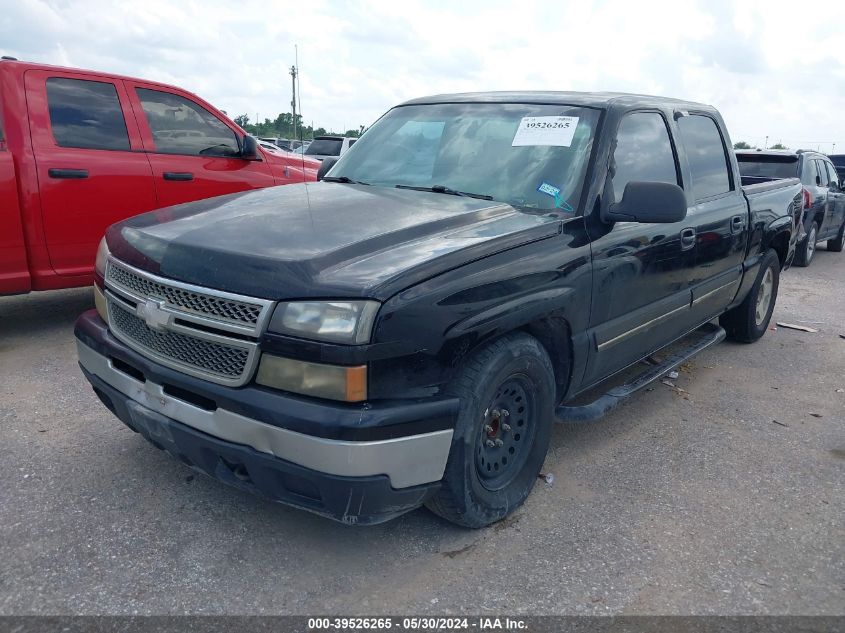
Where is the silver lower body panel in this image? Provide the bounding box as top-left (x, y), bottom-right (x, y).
top-left (77, 341), bottom-right (453, 488)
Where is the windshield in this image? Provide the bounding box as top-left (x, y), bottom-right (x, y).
top-left (736, 155), bottom-right (798, 179)
top-left (306, 138), bottom-right (343, 156)
top-left (329, 102), bottom-right (601, 211)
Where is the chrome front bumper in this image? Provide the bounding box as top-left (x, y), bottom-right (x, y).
top-left (77, 340), bottom-right (453, 489)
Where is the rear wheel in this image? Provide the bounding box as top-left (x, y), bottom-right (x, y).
top-left (795, 221), bottom-right (818, 267)
top-left (827, 219), bottom-right (845, 253)
top-left (425, 333), bottom-right (555, 528)
top-left (720, 249), bottom-right (780, 343)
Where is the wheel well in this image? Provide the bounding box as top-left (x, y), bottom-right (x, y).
top-left (769, 231), bottom-right (790, 269)
top-left (809, 210), bottom-right (825, 228)
top-left (520, 316), bottom-right (573, 401)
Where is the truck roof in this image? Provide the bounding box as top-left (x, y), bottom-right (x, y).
top-left (0, 58), bottom-right (199, 97)
top-left (736, 149), bottom-right (827, 159)
top-left (400, 91), bottom-right (714, 111)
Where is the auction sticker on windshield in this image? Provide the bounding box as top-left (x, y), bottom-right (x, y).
top-left (512, 116), bottom-right (579, 147)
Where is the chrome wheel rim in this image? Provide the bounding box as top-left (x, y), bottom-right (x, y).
top-left (755, 267), bottom-right (774, 326)
top-left (806, 227), bottom-right (816, 262)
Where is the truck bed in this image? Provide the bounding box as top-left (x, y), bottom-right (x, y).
top-left (741, 176), bottom-right (800, 193)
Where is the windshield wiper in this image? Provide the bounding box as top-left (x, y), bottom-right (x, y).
top-left (395, 184), bottom-right (493, 200)
top-left (322, 176), bottom-right (370, 185)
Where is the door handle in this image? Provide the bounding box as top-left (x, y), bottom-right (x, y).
top-left (731, 215), bottom-right (745, 233)
top-left (163, 172), bottom-right (194, 181)
top-left (48, 168), bottom-right (88, 179)
top-left (680, 228), bottom-right (696, 250)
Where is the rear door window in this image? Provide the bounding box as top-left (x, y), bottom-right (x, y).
top-left (46, 77), bottom-right (130, 150)
top-left (816, 159), bottom-right (829, 186)
top-left (801, 158), bottom-right (818, 186)
top-left (611, 112), bottom-right (679, 202)
top-left (136, 88), bottom-right (239, 157)
top-left (677, 114), bottom-right (732, 200)
top-left (823, 161), bottom-right (839, 188)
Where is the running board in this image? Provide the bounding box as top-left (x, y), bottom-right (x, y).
top-left (555, 323), bottom-right (726, 423)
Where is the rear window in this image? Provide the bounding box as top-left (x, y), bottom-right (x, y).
top-left (306, 138), bottom-right (343, 156)
top-left (736, 154), bottom-right (798, 180)
top-left (46, 77), bottom-right (130, 150)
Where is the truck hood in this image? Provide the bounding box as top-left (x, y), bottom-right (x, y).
top-left (107, 183), bottom-right (560, 301)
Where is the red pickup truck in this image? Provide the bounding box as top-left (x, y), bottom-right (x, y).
top-left (0, 58), bottom-right (319, 295)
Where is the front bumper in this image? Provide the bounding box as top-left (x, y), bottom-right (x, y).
top-left (75, 311), bottom-right (457, 524)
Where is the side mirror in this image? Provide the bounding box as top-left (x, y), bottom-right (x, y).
top-left (603, 181), bottom-right (688, 224)
top-left (317, 157), bottom-right (338, 181)
top-left (240, 135), bottom-right (260, 160)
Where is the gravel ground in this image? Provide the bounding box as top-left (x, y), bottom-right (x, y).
top-left (0, 247), bottom-right (842, 616)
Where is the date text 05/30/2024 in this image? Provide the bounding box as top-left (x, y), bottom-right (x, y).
top-left (308, 617), bottom-right (528, 630)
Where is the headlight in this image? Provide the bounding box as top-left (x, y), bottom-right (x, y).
top-left (94, 236), bottom-right (109, 279)
top-left (268, 300), bottom-right (380, 344)
top-left (256, 355), bottom-right (367, 402)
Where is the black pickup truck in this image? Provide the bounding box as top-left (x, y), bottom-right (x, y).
top-left (75, 92), bottom-right (803, 527)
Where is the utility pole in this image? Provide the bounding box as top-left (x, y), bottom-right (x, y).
top-left (765, 135), bottom-right (768, 149)
top-left (290, 64), bottom-right (297, 141)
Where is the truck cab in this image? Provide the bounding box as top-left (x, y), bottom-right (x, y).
top-left (0, 59), bottom-right (319, 295)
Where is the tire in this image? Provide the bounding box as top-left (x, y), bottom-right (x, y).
top-left (794, 221), bottom-right (818, 267)
top-left (720, 249), bottom-right (780, 343)
top-left (425, 332), bottom-right (556, 528)
top-left (827, 219), bottom-right (845, 253)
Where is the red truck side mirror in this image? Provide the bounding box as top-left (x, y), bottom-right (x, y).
top-left (240, 135), bottom-right (260, 161)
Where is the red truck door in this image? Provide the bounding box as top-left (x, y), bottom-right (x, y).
top-left (125, 82), bottom-right (275, 206)
top-left (24, 70), bottom-right (157, 277)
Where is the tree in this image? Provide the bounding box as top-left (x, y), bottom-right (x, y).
top-left (770, 143), bottom-right (787, 150)
top-left (733, 141), bottom-right (751, 149)
top-left (233, 114), bottom-right (250, 128)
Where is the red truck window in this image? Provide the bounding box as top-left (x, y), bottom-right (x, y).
top-left (135, 88), bottom-right (239, 157)
top-left (45, 77), bottom-right (130, 150)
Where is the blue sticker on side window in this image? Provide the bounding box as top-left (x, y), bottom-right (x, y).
top-left (537, 182), bottom-right (574, 212)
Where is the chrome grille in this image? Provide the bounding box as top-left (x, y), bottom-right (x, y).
top-left (109, 300), bottom-right (251, 381)
top-left (106, 260), bottom-right (265, 329)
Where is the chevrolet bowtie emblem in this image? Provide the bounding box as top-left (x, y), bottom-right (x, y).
top-left (137, 298), bottom-right (171, 331)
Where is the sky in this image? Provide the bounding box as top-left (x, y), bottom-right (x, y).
top-left (3, 0), bottom-right (844, 151)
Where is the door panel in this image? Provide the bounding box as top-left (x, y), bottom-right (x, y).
top-left (676, 114), bottom-right (746, 323)
top-left (583, 110), bottom-right (696, 386)
top-left (126, 83), bottom-right (275, 207)
top-left (822, 161), bottom-right (845, 238)
top-left (25, 70), bottom-right (157, 276)
top-left (814, 159), bottom-right (833, 235)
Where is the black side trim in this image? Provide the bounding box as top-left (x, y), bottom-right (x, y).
top-left (48, 168), bottom-right (88, 179)
top-left (163, 172), bottom-right (194, 181)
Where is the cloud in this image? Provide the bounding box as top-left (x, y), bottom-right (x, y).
top-left (1, 0), bottom-right (843, 148)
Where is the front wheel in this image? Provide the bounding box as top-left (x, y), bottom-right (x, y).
top-left (720, 249), bottom-right (780, 343)
top-left (425, 333), bottom-right (555, 528)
